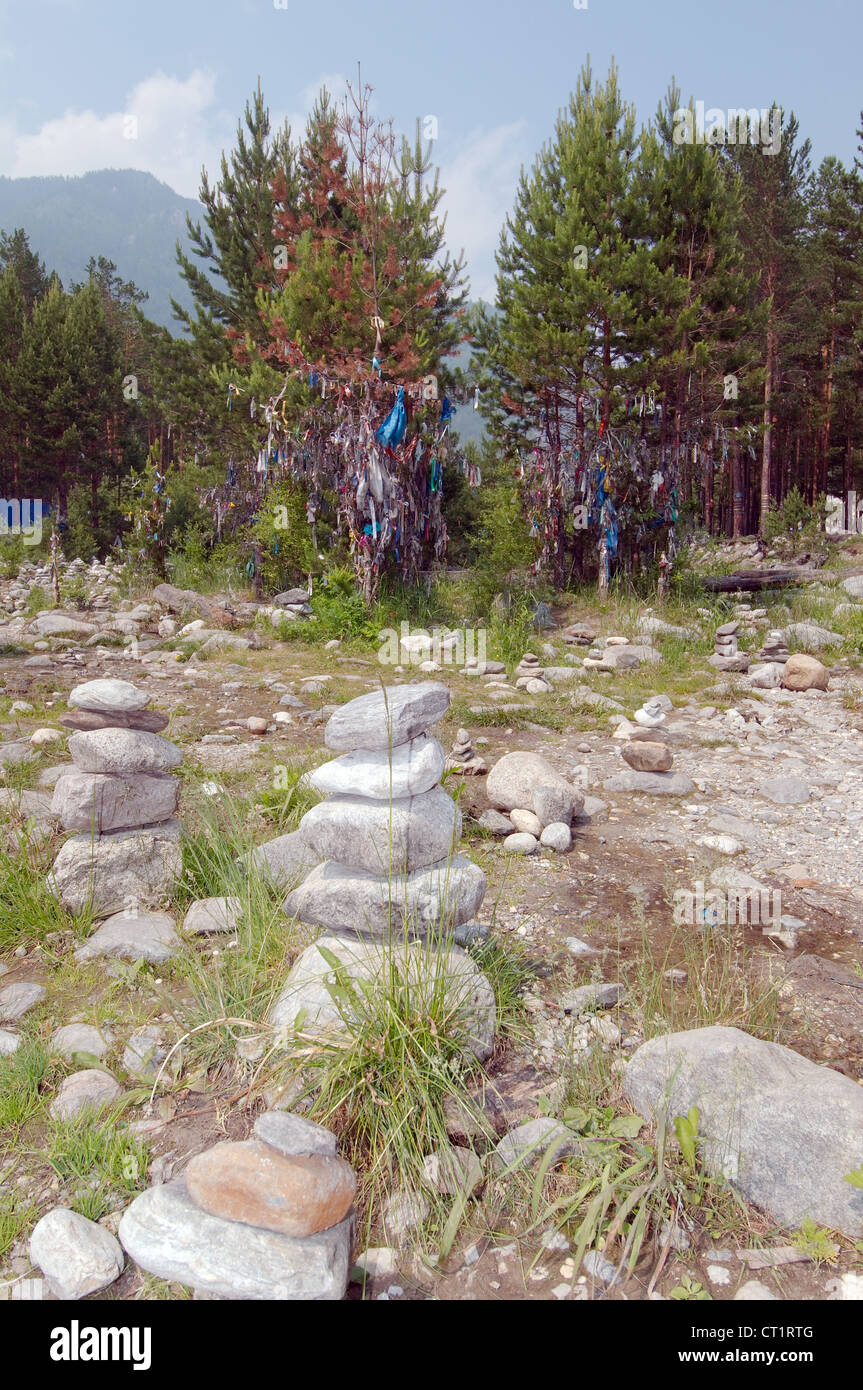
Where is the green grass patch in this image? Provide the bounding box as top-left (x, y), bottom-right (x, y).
top-left (0, 1191), bottom-right (38, 1260)
top-left (0, 1034), bottom-right (54, 1139)
top-left (0, 839), bottom-right (95, 953)
top-left (46, 1111), bottom-right (151, 1223)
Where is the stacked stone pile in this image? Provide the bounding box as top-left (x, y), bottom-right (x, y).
top-left (709, 621), bottom-right (750, 672)
top-left (562, 622), bottom-right (597, 646)
top-left (268, 587), bottom-right (312, 622)
top-left (49, 679), bottom-right (183, 917)
top-left (118, 1113), bottom-right (357, 1299)
top-left (446, 727), bottom-right (487, 776)
top-left (747, 629), bottom-right (790, 688)
top-left (513, 652), bottom-right (551, 693)
top-left (284, 683), bottom-right (486, 938)
top-left (758, 630), bottom-right (789, 664)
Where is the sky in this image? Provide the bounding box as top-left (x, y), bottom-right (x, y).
top-left (0, 0), bottom-right (861, 301)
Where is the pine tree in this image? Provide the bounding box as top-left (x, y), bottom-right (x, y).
top-left (639, 88), bottom-right (756, 537)
top-left (174, 80), bottom-right (295, 346)
top-left (726, 110), bottom-right (811, 536)
top-left (262, 77), bottom-right (466, 384)
top-left (157, 81), bottom-right (297, 469)
top-left (807, 155), bottom-right (863, 501)
top-left (0, 228), bottom-right (50, 311)
top-left (0, 264), bottom-right (27, 496)
top-left (17, 282), bottom-right (74, 518)
top-left (472, 61), bottom-right (646, 586)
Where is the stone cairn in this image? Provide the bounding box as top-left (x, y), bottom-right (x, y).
top-left (633, 696), bottom-right (668, 728)
top-left (49, 678), bottom-right (184, 923)
top-left (758, 630), bottom-right (789, 664)
top-left (284, 682), bottom-right (487, 940)
top-left (118, 1111), bottom-right (358, 1300)
top-left (708, 620), bottom-right (750, 672)
top-left (562, 622), bottom-right (597, 647)
top-left (270, 587), bottom-right (312, 621)
top-left (446, 727), bottom-right (487, 776)
top-left (513, 652), bottom-right (551, 693)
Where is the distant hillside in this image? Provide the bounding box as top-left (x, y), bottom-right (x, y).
top-left (0, 170), bottom-right (493, 433)
top-left (0, 169), bottom-right (203, 328)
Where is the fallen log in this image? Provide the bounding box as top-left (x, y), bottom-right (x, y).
top-left (701, 569), bottom-right (821, 592)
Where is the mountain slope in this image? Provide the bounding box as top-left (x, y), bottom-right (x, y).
top-left (0, 168), bottom-right (203, 327)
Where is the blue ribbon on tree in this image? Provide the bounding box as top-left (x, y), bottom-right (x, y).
top-left (376, 387), bottom-right (407, 449)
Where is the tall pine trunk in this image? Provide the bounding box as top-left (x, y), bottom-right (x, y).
top-left (759, 305), bottom-right (776, 538)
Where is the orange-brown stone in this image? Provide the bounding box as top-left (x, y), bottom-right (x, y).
top-left (621, 740), bottom-right (673, 773)
top-left (781, 654), bottom-right (829, 692)
top-left (184, 1140), bottom-right (356, 1237)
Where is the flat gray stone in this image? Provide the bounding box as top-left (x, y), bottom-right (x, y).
top-left (31, 612), bottom-right (97, 637)
top-left (270, 934), bottom-right (495, 1063)
top-left (246, 831), bottom-right (321, 890)
top-left (51, 770), bottom-right (179, 832)
top-left (67, 728), bottom-right (182, 775)
top-left (68, 679), bottom-right (151, 713)
top-left (570, 686), bottom-right (626, 713)
top-left (0, 741), bottom-right (35, 768)
top-left (591, 644), bottom-right (662, 671)
top-left (299, 785), bottom-right (461, 875)
top-left (75, 911), bottom-right (180, 964)
top-left (50, 1068), bottom-right (122, 1121)
top-left (273, 588), bottom-right (310, 606)
top-left (122, 1025), bottom-right (167, 1078)
top-left (118, 1176), bottom-right (353, 1300)
top-left (60, 708), bottom-right (169, 733)
top-left (637, 616), bottom-right (693, 639)
top-left (283, 856), bottom-right (486, 939)
top-left (708, 653), bottom-right (751, 672)
top-left (602, 770), bottom-right (695, 796)
top-left (748, 662), bottom-right (783, 690)
top-left (0, 1028), bottom-right (21, 1055)
top-left (254, 1112), bottom-right (338, 1158)
top-left (0, 982), bottom-right (45, 1023)
top-left (625, 1026), bottom-right (863, 1237)
top-left (494, 1118), bottom-right (577, 1171)
top-left (30, 1207), bottom-right (124, 1300)
top-left (0, 787), bottom-right (54, 821)
top-left (781, 622), bottom-right (843, 651)
top-left (477, 809), bottom-right (514, 835)
top-left (761, 776), bottom-right (810, 805)
top-left (50, 822), bottom-right (182, 916)
top-left (562, 982), bottom-right (625, 1013)
top-left (540, 666), bottom-right (581, 684)
top-left (183, 896), bottom-right (243, 935)
top-left (841, 575), bottom-right (863, 600)
top-left (307, 734), bottom-right (445, 800)
top-left (324, 682), bottom-right (451, 753)
top-left (51, 1023), bottom-right (110, 1060)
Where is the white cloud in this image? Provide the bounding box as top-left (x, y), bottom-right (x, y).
top-left (0, 70), bottom-right (228, 197)
top-left (437, 121), bottom-right (529, 302)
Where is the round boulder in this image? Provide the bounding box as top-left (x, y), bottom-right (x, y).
top-left (487, 751), bottom-right (583, 826)
top-left (781, 654), bottom-right (829, 692)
